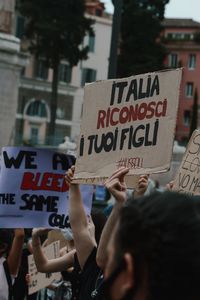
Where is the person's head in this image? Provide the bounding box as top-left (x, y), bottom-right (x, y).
top-left (0, 229), bottom-right (13, 257)
top-left (104, 191), bottom-right (200, 300)
top-left (91, 208), bottom-right (107, 245)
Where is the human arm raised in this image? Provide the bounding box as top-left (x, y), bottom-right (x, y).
top-left (65, 166), bottom-right (96, 269)
top-left (7, 228), bottom-right (25, 276)
top-left (96, 167), bottom-right (129, 270)
top-left (32, 228), bottom-right (75, 273)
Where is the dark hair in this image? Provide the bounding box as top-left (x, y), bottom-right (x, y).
top-left (115, 191), bottom-right (200, 300)
top-left (91, 208), bottom-right (107, 245)
top-left (0, 229), bottom-right (14, 256)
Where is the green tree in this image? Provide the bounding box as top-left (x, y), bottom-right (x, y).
top-left (189, 88), bottom-right (198, 138)
top-left (16, 0), bottom-right (93, 144)
top-left (117, 0), bottom-right (169, 77)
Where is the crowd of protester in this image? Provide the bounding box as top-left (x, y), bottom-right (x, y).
top-left (1, 166), bottom-right (200, 300)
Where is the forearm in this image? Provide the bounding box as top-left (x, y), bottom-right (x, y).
top-left (32, 234), bottom-right (49, 273)
top-left (96, 202), bottom-right (123, 269)
top-left (35, 250), bottom-right (75, 273)
top-left (69, 184), bottom-right (88, 233)
top-left (7, 230), bottom-right (24, 276)
top-left (66, 168), bottom-right (95, 269)
top-left (32, 233), bottom-right (75, 273)
top-left (69, 184), bottom-right (96, 269)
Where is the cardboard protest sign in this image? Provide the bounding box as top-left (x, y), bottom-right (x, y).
top-left (28, 241), bottom-right (61, 295)
top-left (0, 147), bottom-right (94, 228)
top-left (125, 175), bottom-right (140, 189)
top-left (47, 229), bottom-right (69, 249)
top-left (173, 130), bottom-right (200, 195)
top-left (73, 173), bottom-right (140, 189)
top-left (74, 69), bottom-right (182, 183)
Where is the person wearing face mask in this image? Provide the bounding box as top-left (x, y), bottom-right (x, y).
top-left (64, 166), bottom-right (149, 300)
top-left (102, 167), bottom-right (200, 300)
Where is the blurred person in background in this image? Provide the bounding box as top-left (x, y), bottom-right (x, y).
top-left (0, 228), bottom-right (24, 300)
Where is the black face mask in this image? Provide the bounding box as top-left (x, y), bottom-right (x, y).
top-left (101, 255), bottom-right (141, 300)
top-left (99, 259), bottom-right (133, 300)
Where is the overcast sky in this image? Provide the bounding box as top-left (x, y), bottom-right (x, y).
top-left (102, 0), bottom-right (200, 22)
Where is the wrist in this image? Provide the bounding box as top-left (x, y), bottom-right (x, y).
top-left (14, 229), bottom-right (25, 238)
top-left (15, 233), bottom-right (25, 239)
top-left (70, 184), bottom-right (80, 191)
top-left (32, 236), bottom-right (41, 247)
top-left (32, 242), bottom-right (41, 248)
top-left (114, 201), bottom-right (124, 210)
top-left (32, 231), bottom-right (41, 240)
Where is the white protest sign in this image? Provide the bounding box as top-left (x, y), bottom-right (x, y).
top-left (0, 147), bottom-right (94, 228)
top-left (173, 130), bottom-right (200, 195)
top-left (74, 69), bottom-right (182, 182)
top-left (28, 241), bottom-right (61, 295)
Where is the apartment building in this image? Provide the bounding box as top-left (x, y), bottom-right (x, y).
top-left (162, 18), bottom-right (200, 143)
top-left (14, 1), bottom-right (112, 146)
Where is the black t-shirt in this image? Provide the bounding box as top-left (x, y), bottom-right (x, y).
top-left (61, 252), bottom-right (82, 300)
top-left (73, 247), bottom-right (104, 300)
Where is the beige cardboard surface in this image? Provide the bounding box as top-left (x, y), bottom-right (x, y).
top-left (74, 69), bottom-right (182, 182)
top-left (47, 229), bottom-right (68, 249)
top-left (73, 174), bottom-right (140, 189)
top-left (173, 130), bottom-right (200, 195)
top-left (28, 241), bottom-right (61, 295)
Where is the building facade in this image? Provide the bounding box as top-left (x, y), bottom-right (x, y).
top-left (14, 2), bottom-right (112, 146)
top-left (162, 18), bottom-right (200, 143)
top-left (15, 13), bottom-right (200, 146)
